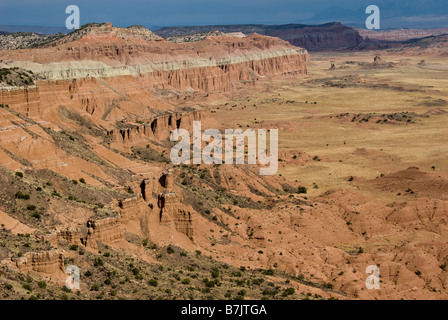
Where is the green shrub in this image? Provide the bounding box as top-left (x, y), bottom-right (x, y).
top-left (15, 191), bottom-right (30, 200)
top-left (237, 290), bottom-right (246, 297)
top-left (91, 284), bottom-right (100, 291)
top-left (282, 288), bottom-right (295, 296)
top-left (15, 172), bottom-right (23, 178)
top-left (263, 269), bottom-right (275, 276)
top-left (26, 205), bottom-right (36, 211)
top-left (148, 279), bottom-right (158, 287)
top-left (51, 190), bottom-right (62, 198)
top-left (94, 258), bottom-right (103, 267)
top-left (211, 267), bottom-right (220, 279)
top-left (166, 246), bottom-right (175, 254)
top-left (297, 186), bottom-right (307, 194)
top-left (262, 289), bottom-right (278, 296)
top-left (37, 281), bottom-right (47, 289)
top-left (31, 212), bottom-right (41, 220)
top-left (132, 268), bottom-right (140, 276)
top-left (22, 283), bottom-right (32, 292)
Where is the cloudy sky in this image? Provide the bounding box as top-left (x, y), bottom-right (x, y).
top-left (0, 0), bottom-right (447, 29)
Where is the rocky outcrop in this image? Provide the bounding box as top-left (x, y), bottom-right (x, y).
top-left (82, 216), bottom-right (124, 248)
top-left (57, 227), bottom-right (82, 244)
top-left (158, 170), bottom-right (173, 189)
top-left (118, 194), bottom-right (150, 222)
top-left (108, 109), bottom-right (211, 143)
top-left (0, 86), bottom-right (40, 117)
top-left (12, 250), bottom-right (64, 274)
top-left (42, 227), bottom-right (82, 246)
top-left (157, 191), bottom-right (194, 240)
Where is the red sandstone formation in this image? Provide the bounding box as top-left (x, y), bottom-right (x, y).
top-left (82, 216), bottom-right (124, 249)
top-left (0, 23), bottom-right (308, 122)
top-left (12, 250), bottom-right (65, 275)
top-left (157, 191), bottom-right (195, 240)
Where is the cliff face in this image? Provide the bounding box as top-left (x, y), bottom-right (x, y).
top-left (157, 191), bottom-right (194, 240)
top-left (0, 23), bottom-right (308, 124)
top-left (0, 86), bottom-right (40, 117)
top-left (264, 23), bottom-right (363, 51)
top-left (108, 109), bottom-right (211, 144)
top-left (155, 22), bottom-right (363, 51)
top-left (0, 23), bottom-right (308, 82)
top-left (83, 216), bottom-right (125, 249)
top-left (12, 250), bottom-right (65, 275)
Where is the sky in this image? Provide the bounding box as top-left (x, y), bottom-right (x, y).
top-left (0, 0), bottom-right (447, 29)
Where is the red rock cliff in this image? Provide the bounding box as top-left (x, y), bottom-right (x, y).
top-left (0, 23), bottom-right (308, 122)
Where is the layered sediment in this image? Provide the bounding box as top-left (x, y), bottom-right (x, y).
top-left (0, 22), bottom-right (308, 121)
top-left (157, 191), bottom-right (194, 240)
top-left (12, 250), bottom-right (65, 274)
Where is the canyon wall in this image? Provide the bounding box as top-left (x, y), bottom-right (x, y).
top-left (0, 50), bottom-right (307, 119)
top-left (0, 23), bottom-right (308, 123)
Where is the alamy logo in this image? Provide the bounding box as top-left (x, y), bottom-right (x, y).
top-left (170, 121), bottom-right (278, 175)
top-left (65, 265), bottom-right (80, 291)
top-left (65, 5), bottom-right (80, 30)
top-left (365, 5), bottom-right (380, 30)
top-left (365, 265), bottom-right (380, 289)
